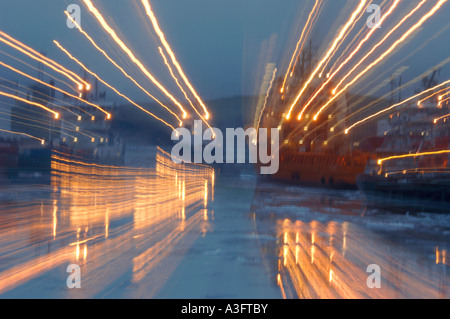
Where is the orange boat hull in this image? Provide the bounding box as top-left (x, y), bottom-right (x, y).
top-left (264, 151), bottom-right (373, 189)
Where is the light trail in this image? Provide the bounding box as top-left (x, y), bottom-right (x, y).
top-left (347, 60), bottom-right (450, 127)
top-left (64, 12), bottom-right (182, 124)
top-left (257, 67), bottom-right (278, 130)
top-left (0, 115), bottom-right (79, 142)
top-left (141, 0), bottom-right (210, 120)
top-left (0, 75), bottom-right (95, 119)
top-left (438, 95), bottom-right (450, 106)
top-left (439, 91), bottom-right (450, 100)
top-left (4, 116), bottom-right (95, 142)
top-left (418, 86), bottom-right (449, 105)
top-left (0, 128), bottom-right (45, 144)
top-left (82, 0), bottom-right (188, 119)
top-left (314, 0), bottom-right (449, 121)
top-left (377, 150), bottom-right (450, 165)
top-left (323, 62), bottom-right (450, 141)
top-left (0, 90), bottom-right (59, 119)
top-left (0, 30), bottom-right (88, 90)
top-left (158, 46), bottom-right (212, 130)
top-left (285, 0), bottom-right (368, 120)
top-left (385, 168), bottom-right (450, 177)
top-left (434, 113), bottom-right (450, 123)
top-left (0, 49), bottom-right (75, 92)
top-left (332, 0), bottom-right (428, 95)
top-left (345, 79), bottom-right (450, 134)
top-left (0, 60), bottom-right (111, 119)
top-left (439, 91), bottom-right (450, 101)
top-left (280, 0), bottom-right (322, 94)
top-left (1, 108), bottom-right (97, 141)
top-left (54, 40), bottom-right (177, 131)
top-left (327, 0), bottom-right (384, 77)
top-left (300, 0), bottom-right (400, 115)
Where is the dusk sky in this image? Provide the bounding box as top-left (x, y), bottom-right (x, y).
top-left (0, 0), bottom-right (449, 102)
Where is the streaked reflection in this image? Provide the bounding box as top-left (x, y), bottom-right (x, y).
top-left (0, 148), bottom-right (214, 297)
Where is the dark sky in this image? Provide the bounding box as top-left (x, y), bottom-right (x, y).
top-left (0, 0), bottom-right (449, 104)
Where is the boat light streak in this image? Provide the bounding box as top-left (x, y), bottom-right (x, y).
top-left (82, 0), bottom-right (188, 119)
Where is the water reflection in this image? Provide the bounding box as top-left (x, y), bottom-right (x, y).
top-left (251, 183), bottom-right (449, 299)
top-left (0, 147), bottom-right (214, 297)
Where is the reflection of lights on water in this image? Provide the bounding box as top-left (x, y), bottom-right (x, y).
top-left (275, 219), bottom-right (448, 299)
top-left (0, 147), bottom-right (215, 296)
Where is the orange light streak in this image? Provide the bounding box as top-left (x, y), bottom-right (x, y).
top-left (82, 0), bottom-right (188, 119)
top-left (257, 67), bottom-right (278, 130)
top-left (64, 12), bottom-right (182, 124)
top-left (0, 49), bottom-right (76, 92)
top-left (318, 1), bottom-right (368, 78)
top-left (0, 90), bottom-right (59, 119)
top-left (300, 0), bottom-right (400, 115)
top-left (286, 0), bottom-right (368, 120)
top-left (377, 150), bottom-right (450, 166)
top-left (315, 0), bottom-right (448, 120)
top-left (0, 128), bottom-right (45, 144)
top-left (54, 40), bottom-right (176, 130)
top-left (332, 0), bottom-right (428, 94)
top-left (0, 60), bottom-right (110, 118)
top-left (346, 79), bottom-right (450, 133)
top-left (158, 46), bottom-right (212, 130)
top-left (141, 0), bottom-right (210, 119)
top-left (280, 0), bottom-right (322, 94)
top-left (290, 0), bottom-right (323, 79)
top-left (0, 30), bottom-right (88, 90)
top-left (418, 86), bottom-right (449, 105)
top-left (438, 95), bottom-right (450, 106)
